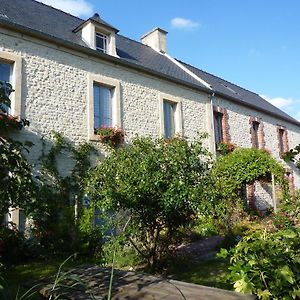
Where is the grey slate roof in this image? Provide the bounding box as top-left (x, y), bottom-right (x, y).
top-left (0, 0), bottom-right (298, 125)
top-left (74, 13), bottom-right (119, 33)
top-left (180, 60), bottom-right (298, 124)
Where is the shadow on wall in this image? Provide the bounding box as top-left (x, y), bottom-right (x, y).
top-left (254, 181), bottom-right (274, 213)
top-left (4, 127), bottom-right (104, 231)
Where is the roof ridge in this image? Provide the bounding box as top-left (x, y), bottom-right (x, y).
top-left (176, 58), bottom-right (260, 97)
top-left (34, 0), bottom-right (85, 22)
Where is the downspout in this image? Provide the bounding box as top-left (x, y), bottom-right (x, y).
top-left (207, 92), bottom-right (216, 158)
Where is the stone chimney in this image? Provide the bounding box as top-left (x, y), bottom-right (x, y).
top-left (141, 27), bottom-right (167, 53)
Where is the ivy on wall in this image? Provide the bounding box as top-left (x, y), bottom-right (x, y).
top-left (212, 147), bottom-right (289, 204)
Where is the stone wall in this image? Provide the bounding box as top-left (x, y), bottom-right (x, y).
top-left (2, 29), bottom-right (300, 215)
top-left (0, 30), bottom-right (210, 177)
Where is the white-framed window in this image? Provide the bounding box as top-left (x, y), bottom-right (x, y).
top-left (93, 84), bottom-right (112, 129)
top-left (0, 52), bottom-right (22, 117)
top-left (96, 32), bottom-right (108, 53)
top-left (163, 100), bottom-right (176, 138)
top-left (159, 93), bottom-right (182, 138)
top-left (88, 74), bottom-right (121, 140)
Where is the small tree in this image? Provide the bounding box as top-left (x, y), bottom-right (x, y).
top-left (86, 136), bottom-right (213, 268)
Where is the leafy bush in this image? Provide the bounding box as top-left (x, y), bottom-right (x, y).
top-left (219, 228), bottom-right (300, 299)
top-left (212, 148), bottom-right (287, 202)
top-left (86, 136), bottom-right (213, 269)
top-left (0, 81), bottom-right (35, 219)
top-left (0, 224), bottom-right (26, 263)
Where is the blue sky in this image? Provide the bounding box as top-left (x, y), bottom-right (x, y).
top-left (40, 0), bottom-right (300, 120)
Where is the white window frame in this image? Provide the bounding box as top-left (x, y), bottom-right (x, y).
top-left (159, 93), bottom-right (183, 138)
top-left (0, 51), bottom-right (22, 117)
top-left (95, 32), bottom-right (108, 53)
top-left (88, 74), bottom-right (121, 141)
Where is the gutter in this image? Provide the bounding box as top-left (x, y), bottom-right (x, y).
top-left (0, 19), bottom-right (211, 95)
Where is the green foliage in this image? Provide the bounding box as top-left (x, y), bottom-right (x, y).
top-left (282, 144), bottom-right (300, 169)
top-left (220, 228), bottom-right (300, 298)
top-left (30, 132), bottom-right (95, 255)
top-left (0, 82), bottom-right (35, 218)
top-left (0, 142), bottom-right (36, 218)
top-left (0, 81), bottom-right (13, 112)
top-left (86, 135), bottom-right (213, 268)
top-left (212, 147), bottom-right (288, 201)
top-left (95, 126), bottom-right (125, 148)
top-left (216, 142), bottom-right (236, 156)
top-left (78, 207), bottom-right (104, 256)
top-left (0, 225), bottom-right (26, 264)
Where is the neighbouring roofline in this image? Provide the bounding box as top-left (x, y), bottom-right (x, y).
top-left (0, 18), bottom-right (299, 127)
top-left (213, 90), bottom-right (300, 126)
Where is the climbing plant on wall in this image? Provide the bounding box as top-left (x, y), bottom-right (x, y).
top-left (0, 81), bottom-right (36, 218)
top-left (212, 147), bottom-right (288, 202)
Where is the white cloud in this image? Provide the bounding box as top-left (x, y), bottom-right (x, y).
top-left (260, 94), bottom-right (294, 109)
top-left (39, 0), bottom-right (93, 18)
top-left (171, 17), bottom-right (200, 30)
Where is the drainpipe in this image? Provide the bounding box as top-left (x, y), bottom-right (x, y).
top-left (207, 92), bottom-right (216, 158)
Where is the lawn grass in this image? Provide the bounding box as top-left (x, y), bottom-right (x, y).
top-left (167, 257), bottom-right (232, 290)
top-left (2, 250), bottom-right (232, 299)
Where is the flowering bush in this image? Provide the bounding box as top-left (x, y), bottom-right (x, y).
top-left (95, 126), bottom-right (124, 148)
top-left (0, 114), bottom-right (22, 133)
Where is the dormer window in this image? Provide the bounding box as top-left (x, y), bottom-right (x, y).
top-left (96, 33), bottom-right (108, 53)
top-left (73, 13), bottom-right (119, 57)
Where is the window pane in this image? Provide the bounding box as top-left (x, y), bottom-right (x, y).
top-left (252, 121), bottom-right (259, 148)
top-left (94, 85), bottom-right (112, 129)
top-left (0, 63), bottom-right (11, 82)
top-left (214, 112), bottom-right (223, 143)
top-left (0, 62), bottom-right (12, 113)
top-left (164, 101), bottom-right (175, 138)
top-left (96, 33), bottom-right (107, 53)
top-left (279, 129), bottom-right (284, 153)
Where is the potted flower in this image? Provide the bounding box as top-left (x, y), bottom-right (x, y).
top-left (95, 126), bottom-right (125, 148)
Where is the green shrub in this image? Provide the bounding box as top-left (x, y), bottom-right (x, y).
top-left (86, 136), bottom-right (214, 269)
top-left (219, 228), bottom-right (300, 299)
top-left (0, 225), bottom-right (26, 264)
top-left (212, 148), bottom-right (287, 202)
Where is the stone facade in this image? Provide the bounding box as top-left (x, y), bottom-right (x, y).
top-left (0, 30), bottom-right (210, 171)
top-left (1, 25), bottom-right (300, 220)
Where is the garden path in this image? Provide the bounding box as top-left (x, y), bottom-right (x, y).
top-left (175, 235), bottom-right (224, 261)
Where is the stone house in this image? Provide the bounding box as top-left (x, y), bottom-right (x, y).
top-left (1, 0), bottom-right (300, 227)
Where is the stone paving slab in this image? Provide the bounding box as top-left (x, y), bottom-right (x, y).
top-left (40, 265), bottom-right (255, 300)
